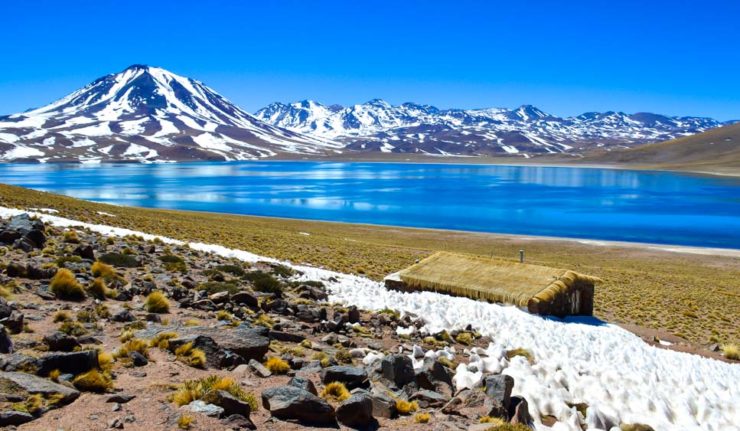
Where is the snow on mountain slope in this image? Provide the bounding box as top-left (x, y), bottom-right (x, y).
top-left (256, 100), bottom-right (722, 157)
top-left (0, 65), bottom-right (341, 162)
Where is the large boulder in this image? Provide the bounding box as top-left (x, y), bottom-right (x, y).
top-left (416, 357), bottom-right (453, 393)
top-left (484, 374), bottom-right (514, 418)
top-left (0, 214), bottom-right (46, 249)
top-left (336, 392), bottom-right (374, 428)
top-left (380, 354), bottom-right (415, 388)
top-left (261, 385), bottom-right (335, 425)
top-left (37, 350), bottom-right (98, 376)
top-left (43, 332), bottom-right (80, 352)
top-left (320, 365), bottom-right (368, 390)
top-left (0, 410), bottom-right (34, 426)
top-left (209, 390), bottom-right (253, 418)
top-left (0, 371), bottom-right (80, 404)
top-left (287, 376), bottom-right (317, 395)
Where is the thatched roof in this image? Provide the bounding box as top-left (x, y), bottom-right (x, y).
top-left (395, 252), bottom-right (600, 307)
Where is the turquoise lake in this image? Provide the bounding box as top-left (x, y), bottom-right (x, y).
top-left (1, 162), bottom-right (739, 249)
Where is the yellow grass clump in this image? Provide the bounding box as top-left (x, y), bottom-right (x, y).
top-left (50, 268), bottom-right (86, 301)
top-left (395, 399), bottom-right (419, 415)
top-left (91, 261), bottom-right (116, 279)
top-left (722, 344), bottom-right (739, 360)
top-left (480, 416), bottom-right (507, 425)
top-left (397, 252), bottom-right (598, 307)
top-left (150, 331), bottom-right (178, 349)
top-left (264, 357), bottom-right (290, 374)
top-left (177, 414), bottom-right (194, 430)
top-left (87, 277), bottom-right (117, 300)
top-left (48, 369), bottom-right (61, 382)
top-left (73, 369), bottom-right (113, 392)
top-left (145, 291), bottom-right (170, 313)
top-left (174, 342), bottom-right (207, 368)
top-left (415, 412), bottom-right (431, 423)
top-left (63, 230), bottom-right (80, 243)
top-left (506, 348), bottom-right (534, 364)
top-left (98, 351), bottom-right (114, 372)
top-left (53, 310), bottom-right (72, 322)
top-left (320, 382), bottom-right (350, 402)
top-left (115, 338), bottom-right (149, 359)
top-left (172, 376), bottom-right (258, 411)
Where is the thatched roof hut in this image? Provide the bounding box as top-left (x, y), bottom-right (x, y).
top-left (384, 252), bottom-right (599, 317)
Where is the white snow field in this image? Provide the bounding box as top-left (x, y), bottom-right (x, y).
top-left (0, 206), bottom-right (737, 431)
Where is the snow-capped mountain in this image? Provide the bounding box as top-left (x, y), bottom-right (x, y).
top-left (0, 65), bottom-right (341, 162)
top-left (256, 100), bottom-right (722, 157)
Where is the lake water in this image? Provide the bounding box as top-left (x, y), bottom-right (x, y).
top-left (1, 161), bottom-right (739, 249)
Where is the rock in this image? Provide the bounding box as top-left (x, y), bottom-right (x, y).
top-left (380, 354), bottom-right (415, 388)
top-left (0, 214), bottom-right (45, 249)
top-left (509, 396), bottom-right (534, 427)
top-left (5, 263), bottom-right (26, 278)
top-left (145, 313), bottom-right (161, 323)
top-left (0, 298), bottom-right (13, 321)
top-left (320, 365), bottom-right (368, 390)
top-left (210, 291), bottom-right (230, 304)
top-left (268, 330), bottom-right (305, 343)
top-left (410, 389), bottom-right (450, 408)
top-left (108, 417), bottom-right (124, 429)
top-left (43, 331), bottom-right (80, 352)
top-left (168, 335), bottom-right (222, 368)
top-left (183, 400), bottom-right (224, 417)
top-left (347, 306), bottom-right (361, 323)
top-left (0, 371), bottom-right (80, 403)
top-left (221, 413), bottom-right (256, 430)
top-left (287, 376), bottom-right (317, 395)
top-left (0, 353), bottom-right (39, 372)
top-left (368, 385), bottom-right (397, 418)
top-left (210, 390), bottom-right (252, 417)
top-left (111, 309), bottom-right (135, 323)
top-left (0, 327), bottom-right (12, 354)
top-left (230, 291), bottom-right (258, 307)
top-left (3, 311), bottom-right (24, 334)
top-left (261, 385), bottom-right (336, 425)
top-left (248, 359), bottom-right (272, 378)
top-left (129, 351), bottom-right (148, 367)
top-left (0, 410), bottom-right (34, 426)
top-left (416, 357), bottom-right (453, 392)
top-left (484, 374), bottom-right (514, 417)
top-left (107, 394), bottom-right (136, 403)
top-left (74, 244), bottom-right (96, 260)
top-left (336, 392), bottom-right (374, 428)
top-left (37, 350), bottom-right (98, 376)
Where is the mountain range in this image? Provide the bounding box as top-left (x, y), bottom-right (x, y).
top-left (0, 65), bottom-right (728, 162)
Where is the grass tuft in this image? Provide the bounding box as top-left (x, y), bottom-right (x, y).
top-left (415, 412), bottom-right (431, 423)
top-left (395, 399), bottom-right (419, 415)
top-left (320, 381), bottom-right (350, 402)
top-left (264, 357), bottom-right (290, 374)
top-left (144, 291), bottom-right (170, 313)
top-left (722, 344), bottom-right (739, 360)
top-left (50, 268), bottom-right (86, 301)
top-left (172, 376), bottom-right (258, 411)
top-left (73, 369), bottom-right (113, 393)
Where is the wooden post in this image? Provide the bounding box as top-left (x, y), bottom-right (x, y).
top-left (519, 249), bottom-right (524, 263)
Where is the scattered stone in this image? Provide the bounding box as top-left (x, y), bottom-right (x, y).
top-left (221, 413), bottom-right (256, 430)
top-left (2, 311), bottom-right (23, 334)
top-left (0, 371), bottom-right (80, 404)
top-left (107, 394), bottom-right (136, 404)
top-left (261, 385), bottom-right (336, 425)
top-left (320, 365), bottom-right (368, 390)
top-left (410, 389), bottom-right (450, 408)
top-left (210, 390), bottom-right (252, 417)
top-left (484, 374), bottom-right (514, 418)
top-left (129, 351), bottom-right (148, 367)
top-left (43, 331), bottom-right (81, 352)
top-left (336, 392), bottom-right (374, 428)
top-left (230, 291), bottom-right (258, 307)
top-left (248, 359), bottom-right (272, 378)
top-left (183, 400), bottom-right (224, 417)
top-left (380, 354), bottom-right (415, 388)
top-left (287, 376), bottom-right (317, 395)
top-left (111, 309), bottom-right (135, 323)
top-left (108, 417), bottom-right (124, 429)
top-left (0, 327), bottom-right (12, 354)
top-left (0, 410), bottom-right (34, 426)
top-left (37, 350), bottom-right (98, 376)
top-left (74, 244), bottom-right (96, 260)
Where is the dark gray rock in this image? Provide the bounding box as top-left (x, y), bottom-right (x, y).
top-left (0, 371), bottom-right (79, 403)
top-left (320, 365), bottom-right (368, 390)
top-left (210, 390), bottom-right (252, 417)
top-left (230, 291), bottom-right (258, 307)
top-left (347, 306), bottom-right (361, 324)
top-left (43, 331), bottom-right (80, 352)
top-left (2, 311), bottom-right (24, 334)
top-left (111, 309), bottom-right (135, 322)
top-left (368, 384), bottom-right (397, 418)
top-left (261, 385), bottom-right (335, 425)
top-left (0, 298), bottom-right (13, 321)
top-left (221, 413), bottom-right (256, 430)
top-left (336, 393), bottom-right (374, 428)
top-left (484, 374), bottom-right (514, 417)
top-left (168, 335), bottom-right (221, 368)
top-left (0, 326), bottom-right (12, 354)
top-left (380, 354), bottom-right (415, 388)
top-left (248, 359), bottom-right (272, 378)
top-left (0, 353), bottom-right (39, 372)
top-left (268, 330), bottom-right (305, 343)
top-left (129, 351), bottom-right (148, 367)
top-left (416, 357), bottom-right (453, 392)
top-left (0, 410), bottom-right (34, 426)
top-left (37, 350), bottom-right (98, 376)
top-left (107, 394), bottom-right (136, 403)
top-left (74, 244), bottom-right (96, 260)
top-left (0, 214), bottom-right (45, 249)
top-left (509, 396), bottom-right (534, 427)
top-left (287, 376), bottom-right (317, 395)
top-left (410, 389), bottom-right (450, 408)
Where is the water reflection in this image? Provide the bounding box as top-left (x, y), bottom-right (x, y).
top-left (0, 161), bottom-right (738, 248)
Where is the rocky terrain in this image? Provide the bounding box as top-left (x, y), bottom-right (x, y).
top-left (0, 213), bottom-right (551, 431)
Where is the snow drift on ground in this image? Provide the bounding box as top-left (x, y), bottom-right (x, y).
top-left (0, 206), bottom-right (737, 431)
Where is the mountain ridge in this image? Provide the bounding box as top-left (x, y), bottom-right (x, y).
top-left (255, 99), bottom-right (723, 157)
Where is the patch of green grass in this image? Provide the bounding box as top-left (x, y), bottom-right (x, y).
top-left (99, 252), bottom-right (140, 268)
top-left (197, 281), bottom-right (240, 295)
top-left (244, 271), bottom-right (283, 295)
top-left (160, 254), bottom-right (187, 273)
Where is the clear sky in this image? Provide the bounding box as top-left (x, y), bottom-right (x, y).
top-left (2, 0), bottom-right (739, 120)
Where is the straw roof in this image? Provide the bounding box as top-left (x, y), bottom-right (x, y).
top-left (397, 252), bottom-right (599, 307)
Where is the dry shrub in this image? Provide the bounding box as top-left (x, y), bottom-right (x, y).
top-left (50, 268), bottom-right (85, 301)
top-left (145, 291), bottom-right (170, 313)
top-left (320, 381), bottom-right (350, 402)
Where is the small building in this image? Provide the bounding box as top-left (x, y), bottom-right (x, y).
top-left (384, 252), bottom-right (599, 317)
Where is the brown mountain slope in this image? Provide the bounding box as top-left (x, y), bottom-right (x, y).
top-left (582, 122), bottom-right (740, 175)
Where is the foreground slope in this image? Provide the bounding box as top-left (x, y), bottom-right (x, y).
top-left (581, 122), bottom-right (740, 175)
top-left (0, 65), bottom-right (340, 162)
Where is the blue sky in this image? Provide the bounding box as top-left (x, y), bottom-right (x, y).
top-left (2, 0), bottom-right (739, 120)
